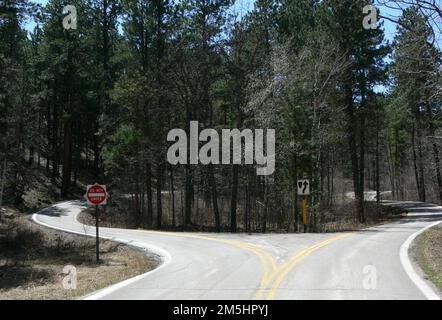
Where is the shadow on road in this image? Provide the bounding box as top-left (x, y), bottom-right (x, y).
top-left (36, 206), bottom-right (70, 218)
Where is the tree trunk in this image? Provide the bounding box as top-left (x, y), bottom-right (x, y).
top-left (156, 163), bottom-right (163, 229)
top-left (230, 165), bottom-right (239, 233)
top-left (93, 120), bottom-right (100, 178)
top-left (425, 103), bottom-right (442, 203)
top-left (418, 143), bottom-right (426, 202)
top-left (344, 80), bottom-right (362, 222)
top-left (245, 181), bottom-right (250, 233)
top-left (61, 120), bottom-right (73, 198)
top-left (28, 146), bottom-right (34, 166)
top-left (185, 165), bottom-right (193, 227)
top-left (51, 101), bottom-right (59, 182)
top-left (411, 125), bottom-right (422, 201)
top-left (430, 140), bottom-right (442, 204)
top-left (262, 177), bottom-right (269, 233)
top-left (209, 164), bottom-right (220, 232)
top-left (37, 110), bottom-right (41, 167)
top-left (375, 118), bottom-right (380, 206)
top-left (169, 164), bottom-right (176, 228)
top-left (0, 157), bottom-right (6, 207)
top-left (146, 162), bottom-right (153, 226)
top-left (358, 114), bottom-right (366, 222)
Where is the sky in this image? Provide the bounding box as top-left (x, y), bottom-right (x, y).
top-left (25, 0), bottom-right (400, 43)
top-left (25, 0), bottom-right (257, 32)
top-left (22, 0), bottom-right (402, 95)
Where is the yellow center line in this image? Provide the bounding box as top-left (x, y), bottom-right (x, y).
top-left (264, 233), bottom-right (352, 300)
top-left (131, 229), bottom-right (350, 300)
top-left (132, 229), bottom-right (278, 291)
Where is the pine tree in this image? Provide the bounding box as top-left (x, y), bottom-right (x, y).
top-left (391, 6), bottom-right (442, 203)
top-left (326, 0), bottom-right (389, 222)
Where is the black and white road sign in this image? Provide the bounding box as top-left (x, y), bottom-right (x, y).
top-left (297, 179), bottom-right (310, 196)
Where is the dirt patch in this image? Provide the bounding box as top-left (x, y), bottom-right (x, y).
top-left (414, 223), bottom-right (442, 293)
top-left (0, 210), bottom-right (160, 300)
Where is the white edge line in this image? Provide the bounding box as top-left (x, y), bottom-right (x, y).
top-left (400, 220), bottom-right (442, 300)
top-left (32, 205), bottom-right (172, 300)
top-left (32, 202), bottom-right (442, 300)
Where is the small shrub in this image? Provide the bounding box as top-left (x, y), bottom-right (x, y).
top-left (11, 224), bottom-right (45, 251)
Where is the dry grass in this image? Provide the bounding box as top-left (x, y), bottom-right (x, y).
top-left (0, 212), bottom-right (159, 300)
top-left (315, 202), bottom-right (405, 233)
top-left (79, 200), bottom-right (406, 234)
top-left (415, 223), bottom-right (442, 292)
top-left (0, 246), bottom-right (156, 300)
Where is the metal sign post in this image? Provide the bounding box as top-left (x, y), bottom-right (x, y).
top-left (95, 205), bottom-right (99, 262)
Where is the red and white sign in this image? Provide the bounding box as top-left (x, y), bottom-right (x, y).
top-left (85, 183), bottom-right (108, 206)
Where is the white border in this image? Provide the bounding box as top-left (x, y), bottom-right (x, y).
top-left (32, 202), bottom-right (442, 300)
top-left (400, 220), bottom-right (442, 300)
top-left (32, 206), bottom-right (172, 300)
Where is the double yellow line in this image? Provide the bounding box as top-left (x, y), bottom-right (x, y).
top-left (137, 230), bottom-right (278, 288)
top-left (255, 233), bottom-right (351, 300)
top-left (136, 229), bottom-right (351, 300)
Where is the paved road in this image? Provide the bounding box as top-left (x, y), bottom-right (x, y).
top-left (33, 200), bottom-right (442, 300)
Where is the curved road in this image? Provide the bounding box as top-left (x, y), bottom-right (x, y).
top-left (32, 200), bottom-right (442, 300)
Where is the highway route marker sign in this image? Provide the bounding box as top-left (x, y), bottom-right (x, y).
top-left (297, 179), bottom-right (310, 196)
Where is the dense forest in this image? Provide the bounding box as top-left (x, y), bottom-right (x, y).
top-left (0, 0), bottom-right (441, 233)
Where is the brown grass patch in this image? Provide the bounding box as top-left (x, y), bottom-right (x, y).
top-left (0, 210), bottom-right (159, 300)
top-left (415, 223), bottom-right (442, 292)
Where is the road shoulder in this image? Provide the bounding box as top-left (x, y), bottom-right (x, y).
top-left (0, 208), bottom-right (159, 300)
top-left (413, 222), bottom-right (442, 296)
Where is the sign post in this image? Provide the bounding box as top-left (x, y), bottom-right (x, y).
top-left (85, 183), bottom-right (108, 262)
top-left (302, 197), bottom-right (308, 233)
top-left (297, 179), bottom-right (310, 233)
top-left (95, 205), bottom-right (99, 262)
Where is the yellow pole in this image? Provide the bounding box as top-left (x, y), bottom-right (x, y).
top-left (302, 196), bottom-right (308, 232)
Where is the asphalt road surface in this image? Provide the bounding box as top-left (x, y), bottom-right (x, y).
top-left (32, 200), bottom-right (442, 300)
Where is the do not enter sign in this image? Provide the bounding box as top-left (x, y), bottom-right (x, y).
top-left (85, 183), bottom-right (108, 206)
top-left (85, 183), bottom-right (108, 262)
